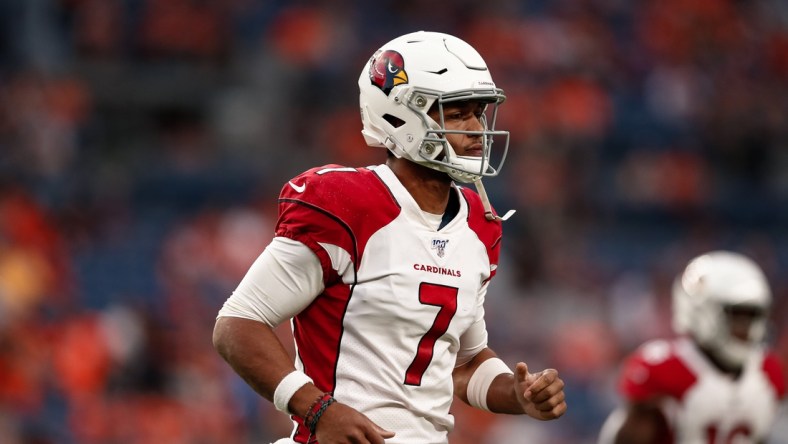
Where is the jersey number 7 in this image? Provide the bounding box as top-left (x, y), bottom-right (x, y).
top-left (404, 283), bottom-right (459, 386)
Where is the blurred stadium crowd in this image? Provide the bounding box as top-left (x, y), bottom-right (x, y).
top-left (0, 0), bottom-right (787, 442)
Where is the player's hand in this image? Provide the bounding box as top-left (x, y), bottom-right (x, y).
top-left (314, 401), bottom-right (395, 443)
top-left (514, 362), bottom-right (567, 420)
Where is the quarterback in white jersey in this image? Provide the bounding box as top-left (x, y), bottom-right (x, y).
top-left (599, 251), bottom-right (786, 444)
top-left (213, 31), bottom-right (567, 444)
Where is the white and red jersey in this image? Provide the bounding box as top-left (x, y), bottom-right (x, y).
top-left (617, 337), bottom-right (786, 444)
top-left (274, 164), bottom-right (502, 443)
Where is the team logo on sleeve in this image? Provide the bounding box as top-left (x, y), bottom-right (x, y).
top-left (369, 50), bottom-right (408, 96)
top-left (431, 238), bottom-right (449, 258)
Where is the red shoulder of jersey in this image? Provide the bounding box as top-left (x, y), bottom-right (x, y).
top-left (459, 186), bottom-right (503, 280)
top-left (763, 350), bottom-right (786, 399)
top-left (619, 339), bottom-right (697, 403)
top-left (275, 165), bottom-right (400, 281)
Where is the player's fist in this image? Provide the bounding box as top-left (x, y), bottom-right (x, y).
top-left (515, 362), bottom-right (567, 420)
top-left (315, 401), bottom-right (395, 444)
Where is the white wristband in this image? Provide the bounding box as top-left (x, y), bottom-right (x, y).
top-left (466, 357), bottom-right (513, 411)
top-left (273, 371), bottom-right (313, 415)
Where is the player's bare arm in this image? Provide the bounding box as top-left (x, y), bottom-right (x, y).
top-left (213, 317), bottom-right (394, 443)
top-left (213, 317), bottom-right (322, 409)
top-left (453, 347), bottom-right (567, 419)
top-left (614, 400), bottom-right (670, 444)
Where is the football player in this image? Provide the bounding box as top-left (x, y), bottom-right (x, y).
top-left (212, 31), bottom-right (567, 444)
top-left (598, 250), bottom-right (786, 444)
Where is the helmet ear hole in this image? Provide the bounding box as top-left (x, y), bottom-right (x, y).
top-left (382, 114), bottom-right (406, 128)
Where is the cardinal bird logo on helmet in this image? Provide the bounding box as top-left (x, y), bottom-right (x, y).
top-left (369, 50), bottom-right (408, 96)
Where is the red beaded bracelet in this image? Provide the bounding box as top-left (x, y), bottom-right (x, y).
top-left (304, 393), bottom-right (336, 439)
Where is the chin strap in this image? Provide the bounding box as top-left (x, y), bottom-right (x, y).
top-left (474, 179), bottom-right (515, 221)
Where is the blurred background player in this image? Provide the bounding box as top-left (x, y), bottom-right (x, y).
top-left (598, 250), bottom-right (786, 444)
top-left (213, 31), bottom-right (567, 444)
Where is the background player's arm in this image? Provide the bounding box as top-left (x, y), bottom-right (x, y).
top-left (614, 400), bottom-right (670, 444)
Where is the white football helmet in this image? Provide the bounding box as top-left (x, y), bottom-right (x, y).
top-left (672, 250), bottom-right (772, 368)
top-left (358, 31), bottom-right (510, 184)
